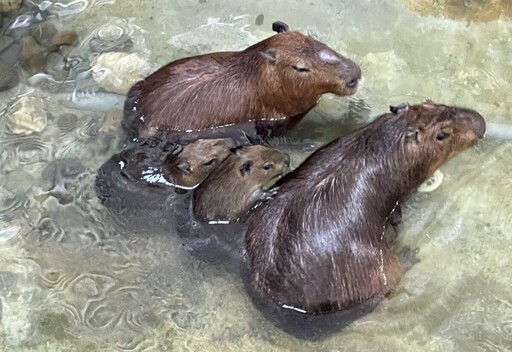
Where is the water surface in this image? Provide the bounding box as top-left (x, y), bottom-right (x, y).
top-left (1, 0), bottom-right (511, 351)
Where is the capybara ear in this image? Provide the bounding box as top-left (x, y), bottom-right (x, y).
top-left (259, 49), bottom-right (277, 63)
top-left (239, 161), bottom-right (252, 176)
top-left (177, 160), bottom-right (192, 174)
top-left (390, 103), bottom-right (409, 115)
top-left (272, 21), bottom-right (290, 33)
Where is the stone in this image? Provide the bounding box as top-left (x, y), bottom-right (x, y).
top-left (44, 52), bottom-right (68, 81)
top-left (0, 0), bottom-right (22, 13)
top-left (6, 95), bottom-right (48, 134)
top-left (29, 22), bottom-right (57, 48)
top-left (56, 113), bottom-right (77, 132)
top-left (50, 30), bottom-right (78, 51)
top-left (19, 35), bottom-right (47, 74)
top-left (90, 51), bottom-right (153, 94)
top-left (0, 59), bottom-right (18, 91)
top-left (0, 35), bottom-right (14, 53)
top-left (0, 39), bottom-right (19, 66)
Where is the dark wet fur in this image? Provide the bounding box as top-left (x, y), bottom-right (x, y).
top-left (123, 21), bottom-right (361, 140)
top-left (245, 101), bottom-right (486, 339)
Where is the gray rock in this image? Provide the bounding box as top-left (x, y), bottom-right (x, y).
top-left (0, 35), bottom-right (14, 53)
top-left (56, 113), bottom-right (77, 132)
top-left (0, 59), bottom-right (18, 91)
top-left (44, 52), bottom-right (68, 81)
top-left (19, 35), bottom-right (47, 73)
top-left (29, 21), bottom-right (57, 48)
top-left (0, 39), bottom-right (19, 66)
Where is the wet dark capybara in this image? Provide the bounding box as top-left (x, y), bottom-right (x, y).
top-left (94, 137), bottom-right (235, 230)
top-left (123, 21), bottom-right (362, 141)
top-left (175, 145), bottom-right (290, 268)
top-left (244, 101), bottom-right (486, 339)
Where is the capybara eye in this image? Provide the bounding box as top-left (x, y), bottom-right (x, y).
top-left (436, 132), bottom-right (450, 141)
top-left (263, 163), bottom-right (275, 170)
top-left (292, 65), bottom-right (310, 73)
top-left (203, 158), bottom-right (217, 166)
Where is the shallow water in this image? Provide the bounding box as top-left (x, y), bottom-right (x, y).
top-left (1, 0), bottom-right (511, 351)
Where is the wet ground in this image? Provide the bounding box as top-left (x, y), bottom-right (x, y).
top-left (0, 0), bottom-right (511, 351)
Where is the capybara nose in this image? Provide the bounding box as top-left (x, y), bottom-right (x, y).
top-left (460, 108), bottom-right (486, 138)
top-left (471, 113), bottom-right (486, 139)
top-left (344, 62), bottom-right (362, 89)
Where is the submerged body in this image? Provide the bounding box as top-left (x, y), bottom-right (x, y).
top-left (123, 21), bottom-right (361, 139)
top-left (245, 101), bottom-right (486, 338)
top-left (95, 137), bottom-right (235, 230)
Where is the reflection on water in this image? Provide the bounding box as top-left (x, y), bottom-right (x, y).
top-left (0, 0), bottom-right (511, 350)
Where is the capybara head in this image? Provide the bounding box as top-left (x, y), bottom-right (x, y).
top-left (253, 21), bottom-right (361, 97)
top-left (389, 100), bottom-right (486, 177)
top-left (193, 145), bottom-right (290, 222)
top-left (163, 138), bottom-right (236, 188)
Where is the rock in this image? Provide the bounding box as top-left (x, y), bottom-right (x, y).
top-left (29, 22), bottom-right (57, 48)
top-left (89, 23), bottom-right (133, 53)
top-left (19, 35), bottom-right (47, 74)
top-left (50, 30), bottom-right (78, 51)
top-left (0, 0), bottom-right (22, 13)
top-left (56, 113), bottom-right (77, 132)
top-left (6, 96), bottom-right (48, 134)
top-left (0, 35), bottom-right (14, 53)
top-left (0, 59), bottom-right (18, 91)
top-left (0, 39), bottom-right (19, 66)
top-left (44, 52), bottom-right (68, 81)
top-left (90, 52), bottom-right (153, 94)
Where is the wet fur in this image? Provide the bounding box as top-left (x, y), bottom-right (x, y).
top-left (193, 145), bottom-right (290, 222)
top-left (123, 22), bottom-right (361, 139)
top-left (245, 102), bottom-right (485, 336)
top-left (174, 145), bottom-right (289, 269)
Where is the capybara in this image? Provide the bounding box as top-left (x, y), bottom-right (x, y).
top-left (193, 145), bottom-right (290, 222)
top-left (244, 101), bottom-right (486, 339)
top-left (95, 137), bottom-right (235, 230)
top-left (175, 145), bottom-right (290, 268)
top-left (123, 21), bottom-right (361, 140)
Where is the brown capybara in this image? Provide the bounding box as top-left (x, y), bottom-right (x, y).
top-left (95, 137), bottom-right (235, 231)
top-left (193, 145), bottom-right (290, 222)
top-left (123, 21), bottom-right (361, 140)
top-left (112, 137), bottom-right (236, 190)
top-left (174, 145), bottom-right (290, 268)
top-left (244, 101), bottom-right (486, 339)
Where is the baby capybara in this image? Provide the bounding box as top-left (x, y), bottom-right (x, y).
top-left (175, 145), bottom-right (289, 268)
top-left (123, 21), bottom-right (361, 140)
top-left (245, 101), bottom-right (486, 339)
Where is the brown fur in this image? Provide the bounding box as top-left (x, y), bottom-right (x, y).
top-left (113, 137), bottom-right (235, 189)
top-left (246, 101), bottom-right (486, 317)
top-left (124, 21), bottom-right (361, 138)
top-left (161, 138), bottom-right (236, 188)
top-left (192, 145), bottom-right (290, 222)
